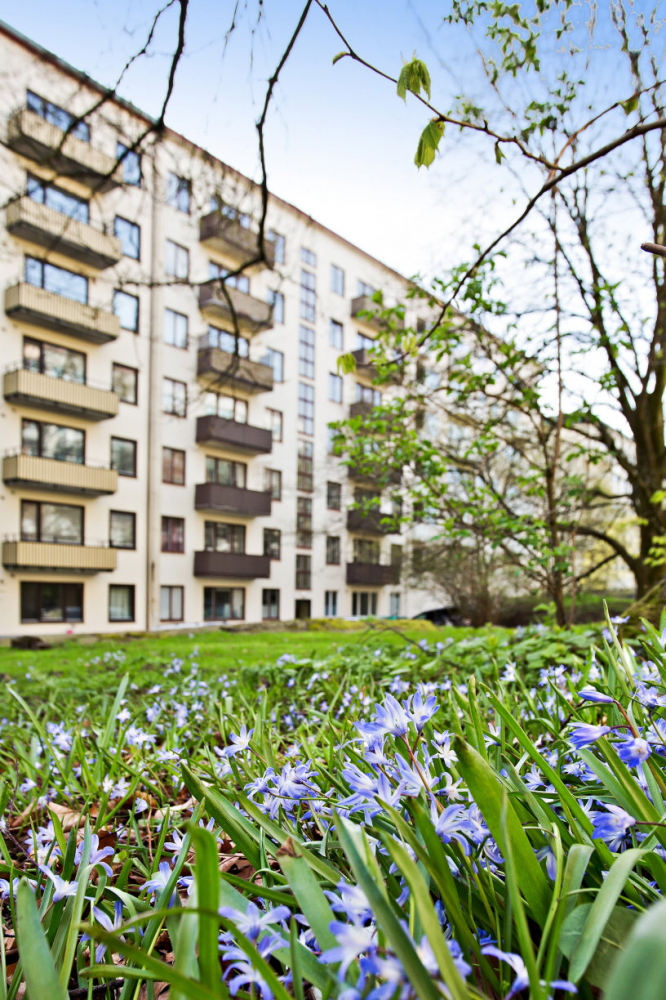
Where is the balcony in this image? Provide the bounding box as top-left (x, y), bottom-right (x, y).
top-left (5, 284), bottom-right (120, 344)
top-left (197, 347), bottom-right (274, 394)
top-left (3, 454), bottom-right (118, 497)
top-left (349, 399), bottom-right (374, 419)
top-left (346, 563), bottom-right (400, 586)
top-left (7, 107), bottom-right (123, 191)
top-left (195, 482), bottom-right (272, 517)
top-left (347, 509), bottom-right (395, 535)
top-left (194, 551), bottom-right (271, 579)
top-left (2, 540), bottom-right (116, 572)
top-left (349, 465), bottom-right (401, 487)
top-left (4, 368), bottom-right (119, 420)
top-left (196, 415), bottom-right (272, 455)
top-left (351, 295), bottom-right (404, 332)
top-left (199, 212), bottom-right (275, 270)
top-left (199, 281), bottom-right (272, 333)
top-left (351, 348), bottom-right (378, 380)
top-left (7, 197), bottom-right (122, 269)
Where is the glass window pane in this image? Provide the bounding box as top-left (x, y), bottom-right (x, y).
top-left (41, 503), bottom-right (82, 544)
top-left (41, 583), bottom-right (65, 621)
top-left (21, 421), bottom-right (40, 456)
top-left (109, 585), bottom-right (134, 621)
top-left (115, 217), bottom-right (140, 259)
top-left (112, 365), bottom-right (137, 404)
top-left (114, 291), bottom-right (139, 332)
top-left (21, 501), bottom-right (38, 541)
top-left (42, 342), bottom-right (86, 383)
top-left (42, 262), bottom-right (88, 303)
top-left (117, 143), bottom-right (141, 186)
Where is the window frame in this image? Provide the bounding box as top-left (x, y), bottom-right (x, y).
top-left (328, 372), bottom-right (343, 403)
top-left (327, 481), bottom-right (342, 510)
top-left (21, 499), bottom-right (84, 545)
top-left (114, 215), bottom-right (141, 260)
top-left (110, 436), bottom-right (137, 478)
top-left (25, 255), bottom-right (88, 304)
top-left (266, 408), bottom-right (283, 442)
top-left (112, 363), bottom-right (138, 405)
top-left (262, 588), bottom-right (280, 621)
top-left (166, 172), bottom-right (191, 214)
top-left (20, 581), bottom-right (83, 623)
top-left (331, 264), bottom-right (345, 296)
top-left (165, 239), bottom-right (189, 280)
top-left (109, 584), bottom-right (135, 622)
top-left (298, 383), bottom-right (315, 436)
top-left (295, 554), bottom-right (312, 590)
top-left (326, 535), bottom-right (341, 565)
top-left (160, 585), bottom-right (184, 622)
top-left (162, 376), bottom-right (187, 417)
top-left (164, 308), bottom-right (189, 349)
top-left (264, 468), bottom-right (282, 501)
top-left (113, 290), bottom-right (140, 332)
top-left (109, 510), bottom-right (136, 550)
top-left (263, 528), bottom-right (281, 560)
top-left (116, 142), bottom-right (142, 186)
top-left (203, 586), bottom-right (245, 621)
top-left (21, 417), bottom-right (85, 465)
top-left (162, 446), bottom-right (185, 485)
top-left (161, 516), bottom-right (185, 553)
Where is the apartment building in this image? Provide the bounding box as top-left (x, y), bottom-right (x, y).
top-left (0, 21), bottom-right (440, 636)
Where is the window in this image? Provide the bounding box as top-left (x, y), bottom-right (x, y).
top-left (208, 261), bottom-right (249, 294)
top-left (23, 337), bottom-right (86, 383)
top-left (391, 544), bottom-right (403, 567)
top-left (326, 536), bottom-right (341, 565)
top-left (331, 264), bottom-right (345, 296)
top-left (297, 440), bottom-right (313, 491)
top-left (298, 383), bottom-right (314, 435)
top-left (110, 511), bottom-right (136, 549)
top-left (162, 516), bottom-right (185, 553)
top-left (325, 591), bottom-right (338, 617)
top-left (301, 247), bottom-right (317, 267)
top-left (111, 437), bottom-right (137, 477)
top-left (267, 230), bottom-right (285, 264)
top-left (296, 554), bottom-right (311, 590)
top-left (263, 528), bottom-right (281, 559)
top-left (297, 497), bottom-right (312, 548)
top-left (25, 256), bottom-right (87, 304)
top-left (163, 447), bottom-right (185, 485)
top-left (164, 309), bottom-right (188, 349)
top-left (113, 290), bottom-right (139, 332)
top-left (204, 326), bottom-right (249, 357)
top-left (264, 469), bottom-right (282, 501)
top-left (114, 216), bottom-right (140, 259)
top-left (357, 280), bottom-right (376, 298)
top-left (160, 586), bottom-right (183, 622)
top-left (21, 419), bottom-right (84, 464)
top-left (262, 589), bottom-right (280, 621)
top-left (112, 364), bottom-right (138, 404)
top-left (21, 582), bottom-right (83, 623)
top-left (328, 373), bottom-right (343, 402)
top-left (27, 90), bottom-right (89, 142)
top-left (356, 383), bottom-right (381, 406)
top-left (329, 320), bottom-right (343, 350)
top-left (299, 326), bottom-right (315, 379)
top-left (109, 585), bottom-right (135, 622)
top-left (205, 522), bottom-right (244, 553)
top-left (206, 457), bottom-right (246, 488)
top-left (117, 142), bottom-right (141, 186)
top-left (27, 175), bottom-right (88, 222)
top-left (266, 408), bottom-right (283, 442)
top-left (165, 240), bottom-right (189, 279)
top-left (21, 500), bottom-right (83, 544)
top-left (261, 348), bottom-right (284, 382)
top-left (352, 591), bottom-right (378, 616)
top-left (203, 392), bottom-right (248, 423)
top-left (389, 593), bottom-right (401, 618)
top-left (327, 482), bottom-right (341, 510)
top-left (210, 197), bottom-right (252, 226)
top-left (163, 377), bottom-right (187, 417)
top-left (354, 538), bottom-right (380, 564)
top-left (300, 269), bottom-right (316, 322)
top-left (204, 587), bottom-right (245, 621)
top-left (268, 290), bottom-right (284, 324)
top-left (166, 172), bottom-right (190, 213)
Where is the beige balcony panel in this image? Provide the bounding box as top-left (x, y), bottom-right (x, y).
top-left (199, 212), bottom-right (275, 270)
top-left (197, 348), bottom-right (274, 394)
top-left (2, 540), bottom-right (117, 572)
top-left (7, 198), bottom-right (122, 269)
top-left (199, 281), bottom-right (272, 333)
top-left (5, 283), bottom-right (120, 344)
top-left (7, 108), bottom-right (123, 190)
top-left (3, 368), bottom-right (118, 420)
top-left (3, 455), bottom-right (118, 497)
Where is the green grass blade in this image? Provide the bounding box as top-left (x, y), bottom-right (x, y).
top-left (15, 879), bottom-right (68, 1000)
top-left (189, 825), bottom-right (222, 992)
top-left (276, 838), bottom-right (337, 950)
top-left (602, 898), bottom-right (666, 1000)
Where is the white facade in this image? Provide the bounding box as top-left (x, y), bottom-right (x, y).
top-left (0, 22), bottom-right (440, 636)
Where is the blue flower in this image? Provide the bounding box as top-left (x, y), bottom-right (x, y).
top-left (592, 804), bottom-right (636, 848)
top-left (75, 833), bottom-right (114, 877)
top-left (578, 688), bottom-right (614, 704)
top-left (321, 921), bottom-right (377, 980)
top-left (39, 866), bottom-right (78, 903)
top-left (481, 945), bottom-right (577, 998)
top-left (432, 802), bottom-right (473, 853)
top-left (616, 736), bottom-right (651, 767)
top-left (218, 901), bottom-right (291, 942)
top-left (372, 695), bottom-right (410, 737)
top-left (568, 723), bottom-right (612, 750)
top-left (407, 688), bottom-right (439, 732)
top-left (223, 725), bottom-right (255, 757)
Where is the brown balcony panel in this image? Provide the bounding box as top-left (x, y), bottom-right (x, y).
top-left (347, 509), bottom-right (394, 535)
top-left (196, 415), bottom-right (272, 454)
top-left (199, 282), bottom-right (272, 333)
top-left (2, 540), bottom-right (116, 572)
top-left (349, 399), bottom-right (375, 419)
top-left (194, 551), bottom-right (271, 578)
top-left (346, 563), bottom-right (400, 586)
top-left (7, 108), bottom-right (123, 190)
top-left (351, 347), bottom-right (378, 379)
top-left (3, 455), bottom-right (118, 496)
top-left (351, 295), bottom-right (404, 331)
top-left (5, 284), bottom-right (120, 344)
top-left (195, 482), bottom-right (272, 517)
top-left (199, 212), bottom-right (276, 270)
top-left (4, 368), bottom-right (119, 420)
top-left (197, 348), bottom-right (274, 394)
top-left (7, 198), bottom-right (122, 269)
top-left (349, 466), bottom-right (401, 487)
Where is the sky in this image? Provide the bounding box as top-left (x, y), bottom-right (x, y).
top-left (3, 0), bottom-right (519, 280)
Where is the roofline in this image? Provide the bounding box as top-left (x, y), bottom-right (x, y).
top-left (0, 18), bottom-right (415, 288)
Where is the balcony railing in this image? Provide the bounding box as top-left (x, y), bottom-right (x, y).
top-left (2, 540), bottom-right (117, 572)
top-left (3, 368), bottom-right (119, 420)
top-left (347, 508), bottom-right (395, 535)
top-left (195, 415), bottom-right (272, 454)
top-left (5, 283), bottom-right (120, 344)
top-left (349, 465), bottom-right (402, 487)
top-left (7, 197), bottom-right (122, 269)
top-left (197, 346), bottom-right (274, 394)
top-left (3, 454), bottom-right (118, 496)
top-left (194, 482), bottom-right (272, 517)
top-left (346, 563), bottom-right (400, 586)
top-left (199, 213), bottom-right (275, 270)
top-left (7, 107), bottom-right (123, 190)
top-left (351, 295), bottom-right (404, 331)
top-left (349, 399), bottom-right (374, 419)
top-left (199, 281), bottom-right (272, 333)
top-left (194, 551), bottom-right (271, 578)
